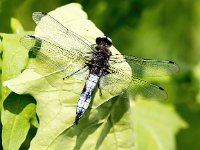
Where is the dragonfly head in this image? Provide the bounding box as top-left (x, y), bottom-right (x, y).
top-left (96, 36), bottom-right (112, 47)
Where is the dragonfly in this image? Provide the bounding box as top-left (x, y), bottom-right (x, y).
top-left (20, 12), bottom-right (179, 125)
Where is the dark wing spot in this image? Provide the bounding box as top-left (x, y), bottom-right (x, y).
top-left (29, 37), bottom-right (42, 58)
top-left (29, 35), bottom-right (35, 38)
top-left (158, 86), bottom-right (164, 91)
top-left (169, 61), bottom-right (175, 64)
top-left (41, 12), bottom-right (47, 15)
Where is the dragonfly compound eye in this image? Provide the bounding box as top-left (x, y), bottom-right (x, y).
top-left (96, 36), bottom-right (112, 47)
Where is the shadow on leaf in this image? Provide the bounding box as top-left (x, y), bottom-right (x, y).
top-left (3, 92), bottom-right (36, 114)
top-left (54, 96), bottom-right (130, 150)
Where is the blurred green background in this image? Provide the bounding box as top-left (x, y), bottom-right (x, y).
top-left (0, 0), bottom-right (200, 149)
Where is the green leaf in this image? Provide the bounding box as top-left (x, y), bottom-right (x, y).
top-left (2, 93), bottom-right (36, 150)
top-left (0, 35), bottom-right (3, 100)
top-left (193, 62), bottom-right (200, 103)
top-left (1, 32), bottom-right (36, 150)
top-left (1, 33), bottom-right (31, 98)
top-left (10, 18), bottom-right (24, 34)
top-left (132, 98), bottom-right (188, 150)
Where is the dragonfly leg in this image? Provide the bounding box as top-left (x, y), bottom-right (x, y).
top-left (63, 65), bottom-right (87, 80)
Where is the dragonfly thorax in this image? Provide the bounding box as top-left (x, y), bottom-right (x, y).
top-left (87, 41), bottom-right (112, 77)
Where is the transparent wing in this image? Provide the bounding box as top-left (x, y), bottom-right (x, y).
top-left (99, 73), bottom-right (130, 96)
top-left (32, 12), bottom-right (94, 53)
top-left (20, 35), bottom-right (89, 80)
top-left (110, 54), bottom-right (179, 77)
top-left (100, 65), bottom-right (167, 100)
top-left (127, 78), bottom-right (167, 100)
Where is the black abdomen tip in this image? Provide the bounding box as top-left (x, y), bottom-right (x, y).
top-left (74, 116), bottom-right (80, 125)
top-left (74, 120), bottom-right (78, 125)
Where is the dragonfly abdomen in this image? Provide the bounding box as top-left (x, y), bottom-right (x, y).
top-left (74, 74), bottom-right (99, 124)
